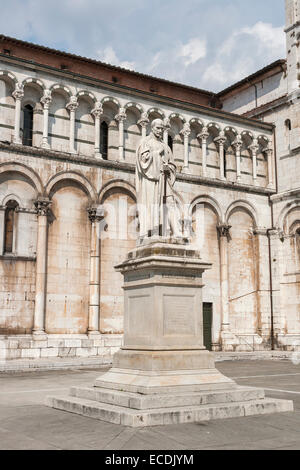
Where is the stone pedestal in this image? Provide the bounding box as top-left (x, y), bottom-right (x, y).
top-left (46, 239), bottom-right (293, 427)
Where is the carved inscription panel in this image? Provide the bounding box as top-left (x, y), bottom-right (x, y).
top-left (163, 294), bottom-right (197, 336)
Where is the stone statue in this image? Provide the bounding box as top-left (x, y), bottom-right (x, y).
top-left (136, 118), bottom-right (182, 240)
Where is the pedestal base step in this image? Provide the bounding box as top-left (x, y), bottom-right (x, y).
top-left (46, 386), bottom-right (293, 428)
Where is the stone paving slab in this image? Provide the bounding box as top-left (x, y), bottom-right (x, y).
top-left (0, 360), bottom-right (299, 449)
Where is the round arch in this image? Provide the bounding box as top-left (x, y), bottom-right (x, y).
top-left (189, 194), bottom-right (223, 223)
top-left (225, 200), bottom-right (258, 227)
top-left (45, 171), bottom-right (97, 202)
top-left (189, 117), bottom-right (204, 128)
top-left (76, 90), bottom-right (97, 105)
top-left (49, 83), bottom-right (73, 99)
top-left (278, 200), bottom-right (300, 233)
top-left (99, 179), bottom-right (136, 204)
top-left (124, 102), bottom-right (144, 115)
top-left (147, 107), bottom-right (165, 119)
top-left (21, 77), bottom-right (46, 93)
top-left (169, 113), bottom-right (186, 123)
top-left (0, 70), bottom-right (18, 87)
top-left (101, 96), bottom-right (120, 107)
top-left (2, 193), bottom-right (22, 207)
top-left (0, 162), bottom-right (43, 195)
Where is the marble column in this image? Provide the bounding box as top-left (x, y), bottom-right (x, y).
top-left (181, 123), bottom-right (191, 172)
top-left (233, 136), bottom-right (243, 182)
top-left (66, 97), bottom-right (78, 154)
top-left (40, 90), bottom-right (52, 149)
top-left (116, 107), bottom-right (127, 161)
top-left (163, 118), bottom-right (171, 146)
top-left (215, 131), bottom-right (227, 180)
top-left (249, 138), bottom-right (259, 186)
top-left (265, 145), bottom-right (274, 188)
top-left (268, 229), bottom-right (285, 338)
top-left (12, 85), bottom-right (24, 144)
top-left (217, 224), bottom-right (231, 335)
top-left (0, 206), bottom-right (5, 254)
top-left (198, 127), bottom-right (209, 177)
top-left (253, 228), bottom-right (272, 338)
top-left (91, 102), bottom-right (103, 159)
top-left (87, 206), bottom-right (104, 335)
top-left (33, 198), bottom-right (52, 339)
top-left (138, 113), bottom-right (149, 139)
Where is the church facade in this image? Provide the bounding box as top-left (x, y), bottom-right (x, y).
top-left (0, 0), bottom-right (299, 362)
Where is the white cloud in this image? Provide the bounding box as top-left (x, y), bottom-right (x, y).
top-left (97, 46), bottom-right (135, 70)
top-left (202, 21), bottom-right (285, 89)
top-left (177, 38), bottom-right (207, 66)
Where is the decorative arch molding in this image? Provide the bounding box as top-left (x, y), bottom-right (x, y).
top-left (224, 126), bottom-right (238, 142)
top-left (207, 122), bottom-right (221, 134)
top-left (225, 200), bottom-right (258, 227)
top-left (99, 179), bottom-right (136, 204)
top-left (76, 90), bottom-right (97, 104)
top-left (169, 113), bottom-right (186, 123)
top-left (289, 219), bottom-right (300, 236)
top-left (124, 102), bottom-right (144, 114)
top-left (45, 171), bottom-right (97, 202)
top-left (241, 130), bottom-right (254, 141)
top-left (189, 117), bottom-right (204, 128)
top-left (21, 77), bottom-right (46, 92)
top-left (49, 83), bottom-right (72, 99)
top-left (101, 96), bottom-right (120, 107)
top-left (147, 107), bottom-right (165, 119)
top-left (0, 70), bottom-right (18, 86)
top-left (278, 200), bottom-right (300, 233)
top-left (1, 193), bottom-right (22, 207)
top-left (0, 162), bottom-right (43, 195)
top-left (257, 134), bottom-right (270, 145)
top-left (188, 194), bottom-right (223, 223)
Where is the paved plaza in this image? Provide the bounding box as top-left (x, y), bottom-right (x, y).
top-left (0, 360), bottom-right (299, 450)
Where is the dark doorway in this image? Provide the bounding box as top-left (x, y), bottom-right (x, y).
top-left (203, 303), bottom-right (213, 351)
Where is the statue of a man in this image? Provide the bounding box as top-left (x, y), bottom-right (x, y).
top-left (136, 118), bottom-right (182, 239)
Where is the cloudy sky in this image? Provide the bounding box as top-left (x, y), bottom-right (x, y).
top-left (0, 0), bottom-right (285, 92)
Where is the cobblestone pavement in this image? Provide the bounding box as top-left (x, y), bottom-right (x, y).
top-left (0, 360), bottom-right (300, 450)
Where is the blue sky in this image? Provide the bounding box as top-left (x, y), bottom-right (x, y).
top-left (0, 0), bottom-right (286, 92)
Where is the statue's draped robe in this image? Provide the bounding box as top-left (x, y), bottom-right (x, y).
top-left (136, 134), bottom-right (177, 238)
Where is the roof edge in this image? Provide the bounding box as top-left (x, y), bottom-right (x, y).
top-left (218, 59), bottom-right (287, 97)
top-left (0, 34), bottom-right (216, 99)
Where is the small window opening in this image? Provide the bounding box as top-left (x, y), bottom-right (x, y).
top-left (101, 121), bottom-right (108, 160)
top-left (4, 200), bottom-right (18, 254)
top-left (168, 134), bottom-right (173, 152)
top-left (23, 104), bottom-right (33, 146)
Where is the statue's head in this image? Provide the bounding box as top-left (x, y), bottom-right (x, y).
top-left (151, 119), bottom-right (164, 140)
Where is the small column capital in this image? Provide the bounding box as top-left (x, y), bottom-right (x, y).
top-left (217, 224), bottom-right (231, 238)
top-left (40, 90), bottom-right (52, 109)
top-left (66, 96), bottom-right (79, 112)
top-left (198, 126), bottom-right (209, 141)
top-left (232, 137), bottom-right (243, 152)
top-left (253, 228), bottom-right (268, 236)
top-left (163, 117), bottom-right (171, 130)
top-left (34, 198), bottom-right (52, 216)
top-left (264, 144), bottom-right (273, 156)
top-left (115, 107), bottom-right (127, 122)
top-left (87, 205), bottom-right (105, 223)
top-left (12, 84), bottom-right (24, 101)
top-left (138, 112), bottom-right (149, 129)
top-left (215, 131), bottom-right (227, 146)
top-left (181, 123), bottom-right (191, 138)
top-left (249, 138), bottom-right (259, 154)
top-left (91, 102), bottom-right (103, 118)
